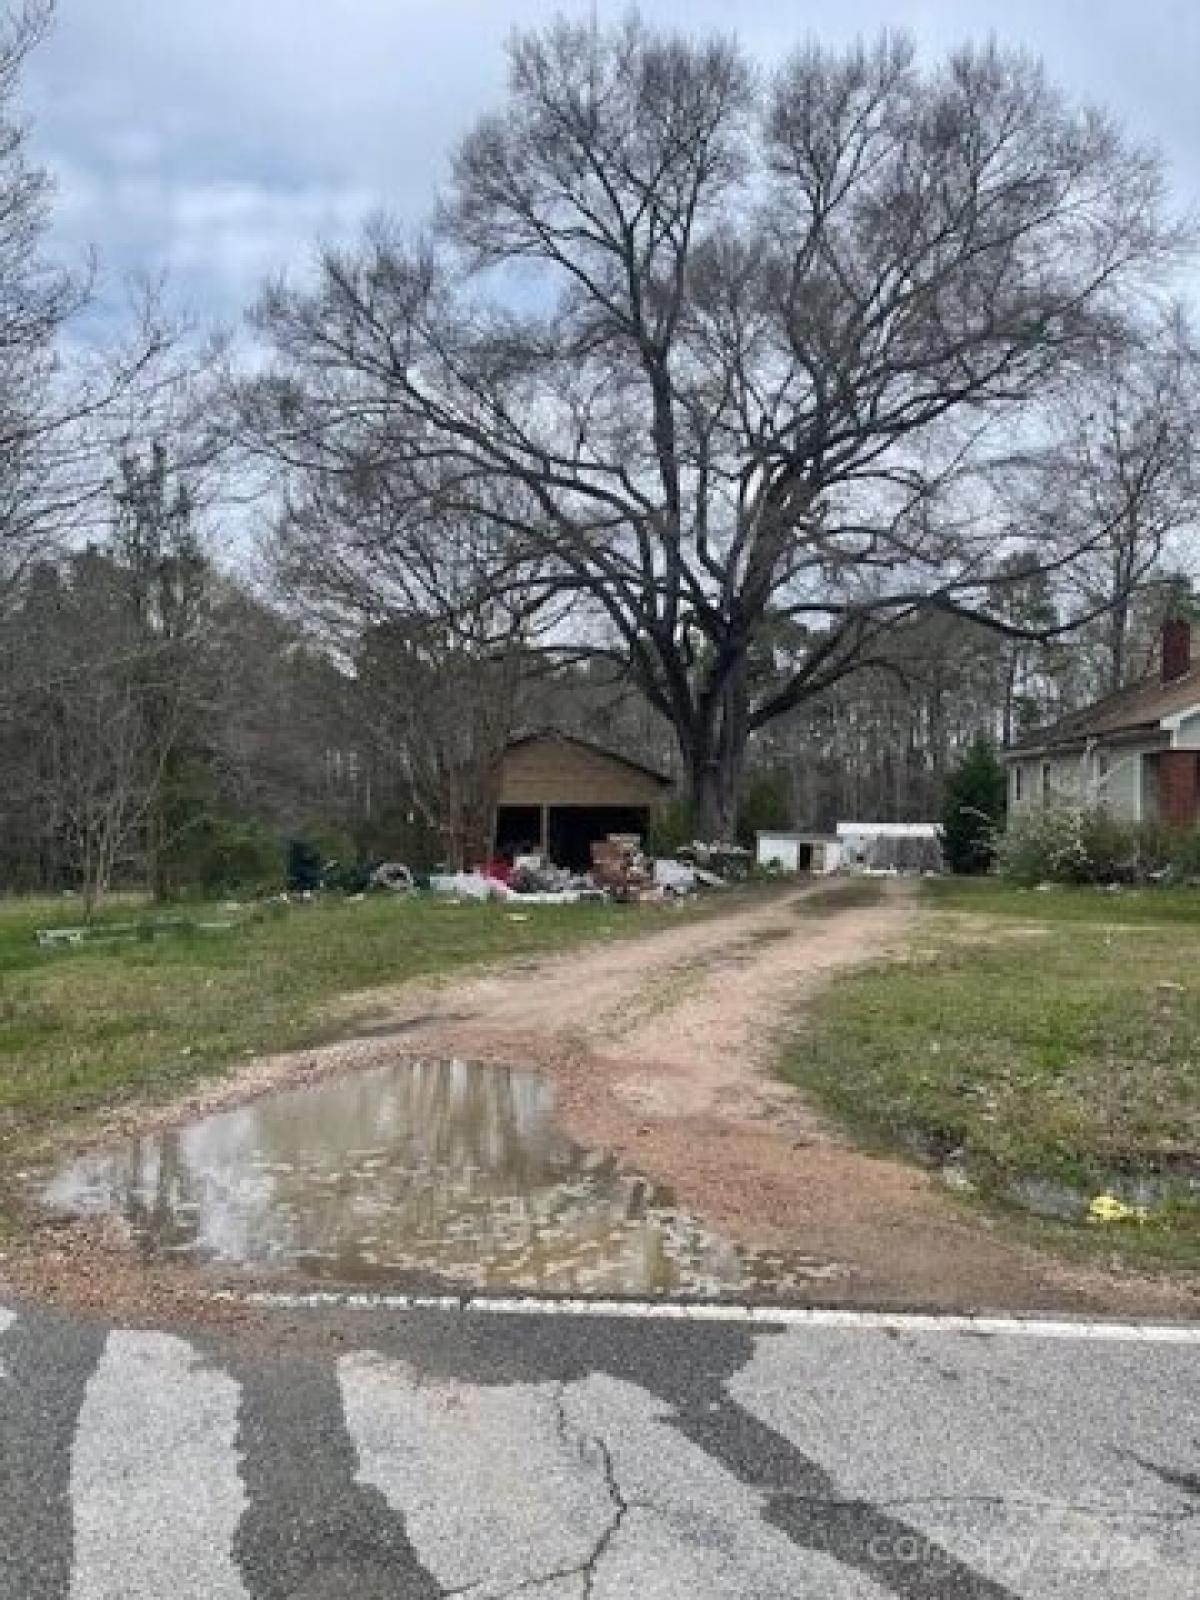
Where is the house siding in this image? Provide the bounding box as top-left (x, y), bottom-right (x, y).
top-left (1008, 752), bottom-right (1083, 813)
top-left (1003, 627), bottom-right (1200, 825)
top-left (1093, 748), bottom-right (1143, 821)
top-left (1008, 742), bottom-right (1160, 823)
top-left (498, 738), bottom-right (671, 809)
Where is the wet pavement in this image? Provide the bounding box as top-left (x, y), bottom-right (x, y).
top-left (41, 1059), bottom-right (832, 1297)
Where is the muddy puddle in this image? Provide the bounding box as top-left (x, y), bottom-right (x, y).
top-left (40, 1059), bottom-right (824, 1297)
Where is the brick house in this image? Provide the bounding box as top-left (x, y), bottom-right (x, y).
top-left (1005, 621), bottom-right (1200, 826)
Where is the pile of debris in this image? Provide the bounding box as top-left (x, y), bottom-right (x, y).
top-left (675, 840), bottom-right (752, 885)
top-left (427, 852), bottom-right (604, 906)
top-left (507, 854), bottom-right (592, 898)
top-left (590, 835), bottom-right (655, 900)
top-left (423, 833), bottom-right (743, 907)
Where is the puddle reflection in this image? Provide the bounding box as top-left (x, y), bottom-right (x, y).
top-left (43, 1059), bottom-right (767, 1295)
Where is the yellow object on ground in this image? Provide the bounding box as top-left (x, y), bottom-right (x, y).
top-left (1087, 1193), bottom-right (1149, 1225)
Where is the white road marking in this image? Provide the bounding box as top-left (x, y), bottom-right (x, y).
top-left (340, 1355), bottom-right (888, 1599)
top-left (0, 1306), bottom-right (14, 1379)
top-left (230, 1290), bottom-right (1200, 1343)
top-left (69, 1330), bottom-right (249, 1600)
top-left (339, 1353), bottom-right (615, 1599)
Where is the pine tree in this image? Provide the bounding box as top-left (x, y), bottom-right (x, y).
top-left (942, 738), bottom-right (1007, 875)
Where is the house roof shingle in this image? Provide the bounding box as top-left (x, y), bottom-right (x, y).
top-left (1008, 665), bottom-right (1200, 756)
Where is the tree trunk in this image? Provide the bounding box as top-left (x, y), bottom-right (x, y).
top-left (691, 759), bottom-right (734, 841)
top-left (81, 820), bottom-right (116, 923)
top-left (81, 856), bottom-right (101, 923)
top-left (147, 804), bottom-right (168, 903)
top-left (683, 668), bottom-right (750, 841)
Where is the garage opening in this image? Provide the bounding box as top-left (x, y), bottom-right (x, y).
top-left (493, 805), bottom-right (654, 873)
top-left (548, 805), bottom-right (650, 873)
top-left (493, 806), bottom-right (543, 859)
top-left (492, 732), bottom-right (675, 873)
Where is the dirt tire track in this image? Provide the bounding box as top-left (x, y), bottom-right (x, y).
top-left (7, 882), bottom-right (1196, 1321)
top-left (333, 881), bottom-right (1195, 1317)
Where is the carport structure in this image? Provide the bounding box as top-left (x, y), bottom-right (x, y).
top-left (493, 732), bottom-right (675, 872)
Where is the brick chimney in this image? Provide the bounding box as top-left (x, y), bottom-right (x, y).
top-left (1162, 618), bottom-right (1192, 683)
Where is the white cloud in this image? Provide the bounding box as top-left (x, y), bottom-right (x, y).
top-left (41, 153), bottom-right (382, 322)
top-left (169, 179), bottom-right (380, 295)
top-left (18, 0), bottom-right (1200, 332)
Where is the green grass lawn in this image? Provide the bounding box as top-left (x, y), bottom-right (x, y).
top-left (782, 878), bottom-right (1200, 1269)
top-left (927, 876), bottom-right (1200, 925)
top-left (0, 890), bottom-right (694, 1176)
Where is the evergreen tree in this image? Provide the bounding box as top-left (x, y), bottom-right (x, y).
top-left (942, 738), bottom-right (1007, 875)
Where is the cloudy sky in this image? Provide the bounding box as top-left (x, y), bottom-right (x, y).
top-left (21, 0), bottom-right (1200, 332)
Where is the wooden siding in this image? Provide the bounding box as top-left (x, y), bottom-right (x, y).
top-left (498, 737), bottom-right (672, 808)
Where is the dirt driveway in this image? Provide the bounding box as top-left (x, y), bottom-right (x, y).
top-left (320, 881), bottom-right (1192, 1318)
top-left (11, 882), bottom-right (1195, 1322)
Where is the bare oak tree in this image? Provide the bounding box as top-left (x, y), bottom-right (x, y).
top-left (0, 0), bottom-right (78, 583)
top-left (0, 2), bottom-right (190, 608)
top-left (1008, 314), bottom-right (1198, 692)
top-left (242, 17), bottom-right (1185, 835)
top-left (17, 547), bottom-right (198, 914)
top-left (357, 614), bottom-right (523, 871)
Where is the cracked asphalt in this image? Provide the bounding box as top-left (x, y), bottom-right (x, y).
top-left (1, 1298), bottom-right (1197, 1598)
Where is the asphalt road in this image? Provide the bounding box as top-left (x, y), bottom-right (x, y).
top-left (1, 1296), bottom-right (1197, 1599)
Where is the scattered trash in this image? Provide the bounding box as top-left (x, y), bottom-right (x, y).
top-left (693, 867), bottom-right (730, 890)
top-left (1007, 1170), bottom-right (1194, 1224)
top-left (678, 840), bottom-right (753, 882)
top-left (34, 914), bottom-right (237, 950)
top-left (940, 1162), bottom-right (976, 1194)
top-left (35, 927), bottom-right (87, 948)
top-left (1087, 1193), bottom-right (1150, 1225)
top-left (428, 872), bottom-right (506, 902)
top-left (370, 862), bottom-right (415, 893)
top-left (508, 857), bottom-right (577, 895)
top-left (506, 890), bottom-right (585, 905)
top-left (654, 858), bottom-right (697, 893)
top-left (414, 835), bottom-right (747, 912)
top-left (591, 836), bottom-right (654, 899)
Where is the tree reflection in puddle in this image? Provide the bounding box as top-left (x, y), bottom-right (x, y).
top-left (41, 1059), bottom-right (767, 1295)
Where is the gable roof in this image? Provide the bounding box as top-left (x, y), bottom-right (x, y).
top-left (503, 730), bottom-right (675, 789)
top-left (1007, 665), bottom-right (1200, 756)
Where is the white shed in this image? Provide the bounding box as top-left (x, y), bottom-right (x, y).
top-left (756, 831), bottom-right (842, 875)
